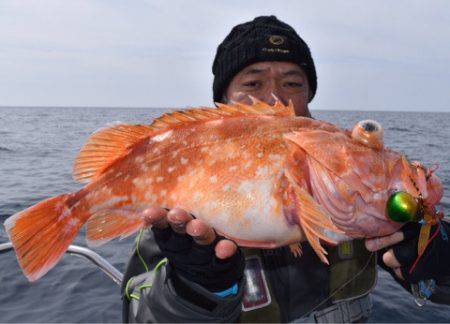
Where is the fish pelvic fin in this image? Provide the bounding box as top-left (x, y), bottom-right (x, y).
top-left (289, 243), bottom-right (303, 257)
top-left (86, 208), bottom-right (145, 247)
top-left (150, 98), bottom-right (295, 129)
top-left (4, 193), bottom-right (84, 281)
top-left (73, 124), bottom-right (154, 183)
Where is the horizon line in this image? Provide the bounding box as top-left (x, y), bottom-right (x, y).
top-left (0, 105), bottom-right (449, 113)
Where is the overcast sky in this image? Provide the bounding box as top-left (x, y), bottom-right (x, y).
top-left (1, 0), bottom-right (449, 111)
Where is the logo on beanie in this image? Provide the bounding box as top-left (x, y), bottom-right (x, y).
top-left (268, 35), bottom-right (285, 46)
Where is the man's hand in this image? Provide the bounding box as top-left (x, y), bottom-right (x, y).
top-left (365, 230), bottom-right (406, 279)
top-left (140, 206), bottom-right (244, 292)
top-left (365, 222), bottom-right (450, 283)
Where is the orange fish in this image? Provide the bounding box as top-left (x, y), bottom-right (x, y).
top-left (4, 99), bottom-right (444, 281)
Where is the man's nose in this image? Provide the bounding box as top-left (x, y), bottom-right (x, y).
top-left (262, 84), bottom-right (288, 106)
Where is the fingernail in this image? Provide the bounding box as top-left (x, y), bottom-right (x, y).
top-left (216, 251), bottom-right (226, 259)
top-left (171, 222), bottom-right (185, 230)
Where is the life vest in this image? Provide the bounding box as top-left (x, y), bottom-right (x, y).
top-left (239, 239), bottom-right (376, 323)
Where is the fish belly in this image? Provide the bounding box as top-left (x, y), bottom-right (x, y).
top-left (166, 170), bottom-right (303, 248)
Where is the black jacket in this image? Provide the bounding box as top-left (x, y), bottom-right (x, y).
top-left (121, 227), bottom-right (450, 323)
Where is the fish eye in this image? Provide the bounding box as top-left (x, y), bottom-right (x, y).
top-left (351, 119), bottom-right (384, 150)
top-left (386, 191), bottom-right (419, 223)
top-left (361, 121), bottom-right (378, 132)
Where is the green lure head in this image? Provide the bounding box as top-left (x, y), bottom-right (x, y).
top-left (387, 191), bottom-right (419, 222)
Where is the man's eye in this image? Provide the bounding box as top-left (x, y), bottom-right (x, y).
top-left (242, 81), bottom-right (261, 88)
top-left (285, 82), bottom-right (303, 88)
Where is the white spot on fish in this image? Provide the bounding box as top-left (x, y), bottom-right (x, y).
top-left (168, 166), bottom-right (176, 173)
top-left (237, 181), bottom-right (253, 195)
top-left (256, 166), bottom-right (269, 177)
top-left (156, 176), bottom-right (164, 183)
top-left (244, 161), bottom-right (252, 169)
top-left (323, 229), bottom-right (350, 242)
top-left (268, 154), bottom-right (281, 161)
top-left (153, 130), bottom-right (173, 142)
top-left (210, 175), bottom-right (218, 183)
top-left (151, 164), bottom-right (160, 172)
top-left (223, 184), bottom-right (232, 191)
top-left (132, 177), bottom-right (146, 188)
top-left (229, 165), bottom-right (238, 172)
top-left (100, 187), bottom-right (113, 195)
top-left (207, 120), bottom-right (223, 126)
top-left (226, 138), bottom-right (233, 145)
top-left (144, 192), bottom-right (156, 203)
top-left (257, 152), bottom-right (264, 158)
top-left (63, 218), bottom-right (80, 234)
top-left (193, 192), bottom-right (203, 201)
top-left (372, 192), bottom-right (382, 201)
top-left (58, 209), bottom-right (71, 222)
top-left (89, 196), bottom-right (128, 214)
top-left (68, 218), bottom-right (80, 227)
top-left (204, 200), bottom-right (218, 211)
top-left (141, 164), bottom-right (149, 172)
top-left (135, 156), bottom-right (144, 163)
top-left (116, 172), bottom-right (123, 177)
top-left (160, 189), bottom-right (167, 197)
top-left (200, 147), bottom-right (208, 153)
top-left (180, 157), bottom-right (189, 165)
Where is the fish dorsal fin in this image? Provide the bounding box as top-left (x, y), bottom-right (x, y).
top-left (74, 99), bottom-right (294, 184)
top-left (73, 123), bottom-right (154, 183)
top-left (150, 97), bottom-right (295, 129)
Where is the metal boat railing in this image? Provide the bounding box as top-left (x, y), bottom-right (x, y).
top-left (0, 242), bottom-right (123, 285)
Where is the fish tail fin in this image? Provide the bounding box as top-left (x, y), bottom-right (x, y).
top-left (86, 208), bottom-right (145, 247)
top-left (4, 193), bottom-right (84, 281)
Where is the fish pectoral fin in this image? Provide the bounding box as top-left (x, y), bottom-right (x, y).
top-left (285, 169), bottom-right (343, 264)
top-left (73, 124), bottom-right (155, 183)
top-left (86, 208), bottom-right (145, 247)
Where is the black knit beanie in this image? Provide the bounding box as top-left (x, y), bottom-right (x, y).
top-left (212, 15), bottom-right (317, 103)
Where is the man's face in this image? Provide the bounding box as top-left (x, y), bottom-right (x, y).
top-left (224, 61), bottom-right (311, 117)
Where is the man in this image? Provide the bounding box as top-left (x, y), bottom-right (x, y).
top-left (122, 16), bottom-right (450, 322)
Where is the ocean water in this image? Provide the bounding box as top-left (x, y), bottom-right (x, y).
top-left (0, 107), bottom-right (449, 322)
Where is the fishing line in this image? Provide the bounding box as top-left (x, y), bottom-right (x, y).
top-left (303, 250), bottom-right (376, 318)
